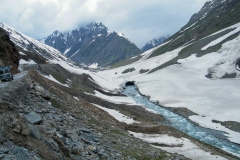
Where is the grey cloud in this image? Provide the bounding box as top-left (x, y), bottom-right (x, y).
top-left (0, 0), bottom-right (207, 47)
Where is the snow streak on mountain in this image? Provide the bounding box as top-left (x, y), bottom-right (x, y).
top-left (0, 22), bottom-right (72, 64)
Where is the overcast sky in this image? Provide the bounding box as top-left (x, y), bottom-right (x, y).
top-left (0, 0), bottom-right (208, 48)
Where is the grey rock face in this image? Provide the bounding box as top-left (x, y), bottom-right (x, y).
top-left (34, 85), bottom-right (51, 99)
top-left (24, 112), bottom-right (43, 125)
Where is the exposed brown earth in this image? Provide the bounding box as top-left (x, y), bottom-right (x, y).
top-left (0, 28), bottom-right (19, 73)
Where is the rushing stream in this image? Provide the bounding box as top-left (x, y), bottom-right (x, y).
top-left (122, 85), bottom-right (240, 157)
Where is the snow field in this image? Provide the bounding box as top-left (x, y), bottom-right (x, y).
top-left (84, 90), bottom-right (139, 105)
top-left (128, 131), bottom-right (227, 160)
top-left (42, 74), bottom-right (69, 88)
top-left (91, 104), bottom-right (139, 124)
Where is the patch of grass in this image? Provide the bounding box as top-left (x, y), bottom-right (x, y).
top-left (70, 82), bottom-right (94, 93)
top-left (52, 73), bottom-right (66, 84)
top-left (110, 56), bottom-right (141, 68)
top-left (89, 118), bottom-right (104, 128)
top-left (50, 98), bottom-right (62, 109)
top-left (110, 129), bottom-right (127, 137)
top-left (122, 68), bottom-right (136, 74)
top-left (149, 30), bottom-right (239, 74)
top-left (122, 146), bottom-right (168, 160)
top-left (139, 69), bottom-right (150, 74)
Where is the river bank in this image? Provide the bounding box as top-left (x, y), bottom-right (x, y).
top-left (122, 84), bottom-right (240, 159)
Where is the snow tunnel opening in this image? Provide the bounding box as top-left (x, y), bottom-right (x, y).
top-left (125, 81), bottom-right (135, 86)
top-left (236, 58), bottom-right (240, 71)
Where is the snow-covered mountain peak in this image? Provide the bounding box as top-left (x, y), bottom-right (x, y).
top-left (141, 36), bottom-right (169, 52)
top-left (43, 21), bottom-right (141, 67)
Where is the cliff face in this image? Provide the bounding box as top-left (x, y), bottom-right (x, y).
top-left (0, 28), bottom-right (19, 73)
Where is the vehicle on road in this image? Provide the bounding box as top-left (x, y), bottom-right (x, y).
top-left (0, 66), bottom-right (13, 82)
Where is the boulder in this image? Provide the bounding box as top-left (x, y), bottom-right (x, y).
top-left (34, 85), bottom-right (51, 99)
top-left (24, 112), bottom-right (42, 125)
top-left (27, 124), bottom-right (42, 140)
top-left (13, 147), bottom-right (30, 160)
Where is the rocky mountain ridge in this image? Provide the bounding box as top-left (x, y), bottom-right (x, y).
top-left (146, 0), bottom-right (240, 77)
top-left (42, 22), bottom-right (141, 67)
top-left (141, 36), bottom-right (168, 52)
top-left (149, 0), bottom-right (240, 59)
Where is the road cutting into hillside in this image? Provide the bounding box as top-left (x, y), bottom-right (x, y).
top-left (0, 71), bottom-right (28, 89)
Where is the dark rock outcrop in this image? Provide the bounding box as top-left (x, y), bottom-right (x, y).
top-left (0, 22), bottom-right (72, 65)
top-left (0, 27), bottom-right (19, 73)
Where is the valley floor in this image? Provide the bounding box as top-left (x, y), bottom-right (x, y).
top-left (0, 64), bottom-right (190, 160)
top-left (1, 62), bottom-right (237, 159)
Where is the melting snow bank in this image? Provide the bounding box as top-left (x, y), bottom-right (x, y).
top-left (128, 131), bottom-right (227, 160)
top-left (85, 90), bottom-right (139, 105)
top-left (189, 115), bottom-right (240, 144)
top-left (201, 22), bottom-right (240, 50)
top-left (19, 59), bottom-right (37, 65)
top-left (91, 103), bottom-right (139, 124)
top-left (48, 59), bottom-right (122, 93)
top-left (41, 74), bottom-right (69, 87)
top-left (123, 85), bottom-right (240, 157)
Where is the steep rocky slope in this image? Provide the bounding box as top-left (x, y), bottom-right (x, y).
top-left (149, 0), bottom-right (240, 59)
top-left (0, 22), bottom-right (72, 65)
top-left (0, 27), bottom-right (19, 73)
top-left (43, 22), bottom-right (141, 67)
